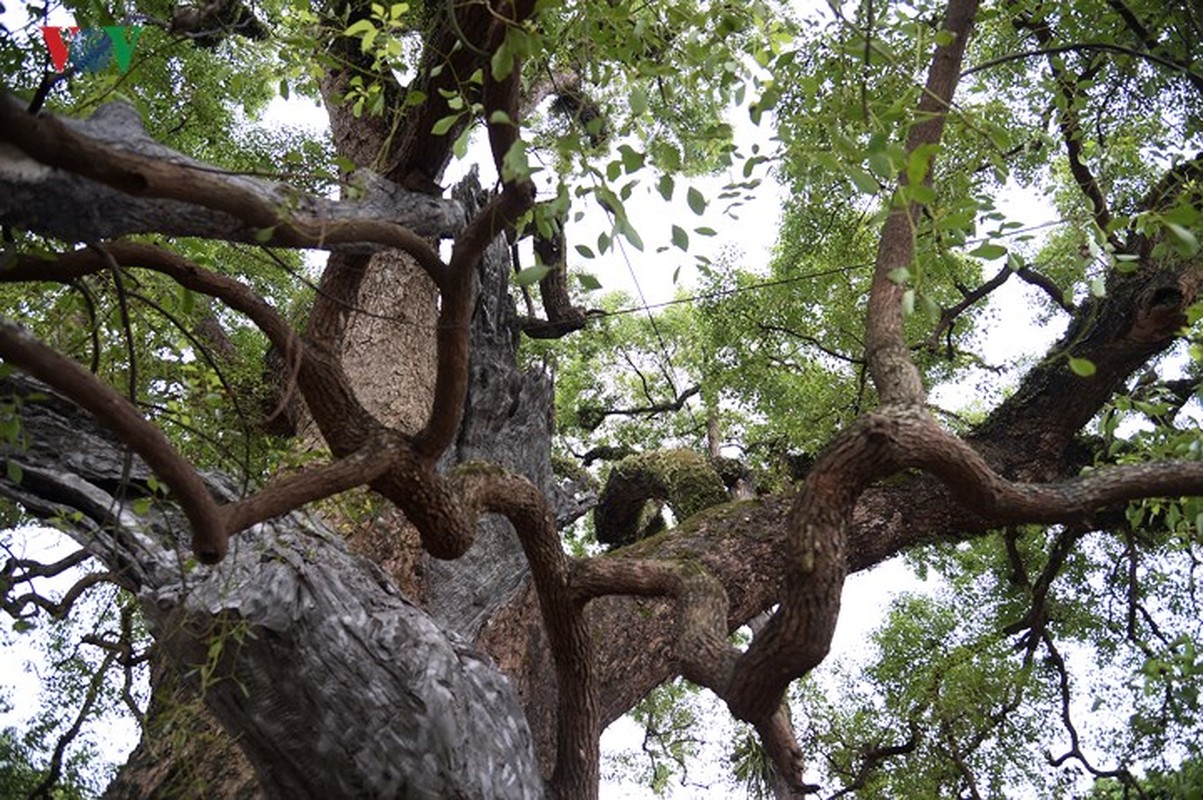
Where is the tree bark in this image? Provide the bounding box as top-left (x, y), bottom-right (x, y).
top-left (0, 372), bottom-right (544, 799)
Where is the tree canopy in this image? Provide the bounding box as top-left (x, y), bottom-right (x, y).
top-left (0, 0), bottom-right (1202, 798)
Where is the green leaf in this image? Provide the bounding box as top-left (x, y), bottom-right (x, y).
top-left (575, 244), bottom-right (595, 259)
top-left (491, 38), bottom-right (515, 81)
top-left (657, 174), bottom-right (675, 202)
top-left (344, 19), bottom-right (376, 38)
top-left (907, 184), bottom-right (937, 204)
top-left (619, 145), bottom-right (645, 174)
top-left (920, 293), bottom-right (941, 322)
top-left (687, 187), bottom-right (707, 215)
top-left (1068, 357), bottom-right (1097, 377)
top-left (452, 125), bottom-right (473, 159)
top-left (578, 273), bottom-right (602, 291)
top-left (671, 225), bottom-right (689, 251)
top-left (5, 460), bottom-right (21, 484)
top-left (907, 144), bottom-right (938, 185)
top-left (431, 113), bottom-right (459, 136)
top-left (868, 151), bottom-right (893, 179)
top-left (629, 86), bottom-right (648, 117)
top-left (848, 167), bottom-right (879, 194)
top-left (618, 218), bottom-right (644, 251)
top-left (694, 227), bottom-right (717, 236)
top-left (968, 243), bottom-right (1007, 260)
top-left (1166, 222), bottom-right (1200, 255)
top-left (514, 265), bottom-right (551, 287)
top-left (501, 139), bottom-right (530, 182)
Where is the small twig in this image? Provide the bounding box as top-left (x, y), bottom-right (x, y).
top-left (26, 648), bottom-right (119, 800)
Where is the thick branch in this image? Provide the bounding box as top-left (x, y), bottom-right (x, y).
top-left (384, 0), bottom-right (538, 188)
top-left (416, 181), bottom-right (535, 458)
top-left (721, 0), bottom-right (983, 735)
top-left (453, 465), bottom-right (596, 800)
top-left (0, 94), bottom-right (452, 286)
top-left (865, 0), bottom-right (981, 406)
top-left (522, 222), bottom-right (587, 339)
top-left (571, 556), bottom-right (811, 794)
top-left (0, 319), bottom-right (229, 562)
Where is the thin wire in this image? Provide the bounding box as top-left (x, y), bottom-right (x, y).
top-left (591, 217), bottom-right (1070, 321)
top-left (612, 235), bottom-right (682, 394)
top-left (594, 265), bottom-right (856, 319)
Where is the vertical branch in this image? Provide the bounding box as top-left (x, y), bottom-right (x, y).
top-left (414, 1), bottom-right (537, 459)
top-left (866, 0), bottom-right (982, 407)
top-left (27, 649), bottom-right (120, 800)
top-left (1011, 7), bottom-right (1116, 241)
top-left (726, 0), bottom-right (983, 746)
top-left (453, 467), bottom-right (598, 799)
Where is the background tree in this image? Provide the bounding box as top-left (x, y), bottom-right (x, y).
top-left (0, 0), bottom-right (1201, 798)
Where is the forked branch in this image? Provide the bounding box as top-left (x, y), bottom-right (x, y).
top-left (725, 0), bottom-right (984, 736)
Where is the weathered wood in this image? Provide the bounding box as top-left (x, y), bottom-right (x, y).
top-left (0, 374), bottom-right (544, 799)
top-left (0, 98), bottom-right (465, 248)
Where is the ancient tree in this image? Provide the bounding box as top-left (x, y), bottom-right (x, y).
top-left (1, 0), bottom-right (1202, 797)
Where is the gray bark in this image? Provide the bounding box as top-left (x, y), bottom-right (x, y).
top-left (424, 171), bottom-right (554, 638)
top-left (0, 99), bottom-right (465, 247)
top-left (0, 374), bottom-right (543, 799)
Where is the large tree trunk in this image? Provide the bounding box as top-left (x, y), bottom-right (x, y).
top-left (92, 164), bottom-right (559, 796)
top-left (2, 1), bottom-right (1198, 793)
top-left (0, 357), bottom-right (547, 798)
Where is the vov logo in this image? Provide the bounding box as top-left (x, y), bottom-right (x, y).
top-left (40, 26), bottom-right (143, 73)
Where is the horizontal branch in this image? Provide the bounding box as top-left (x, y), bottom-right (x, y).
top-left (914, 422), bottom-right (1203, 522)
top-left (962, 41), bottom-right (1203, 83)
top-left (0, 93), bottom-right (453, 288)
top-left (222, 434), bottom-right (402, 533)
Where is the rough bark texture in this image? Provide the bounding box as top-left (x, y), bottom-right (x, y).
top-left (0, 374), bottom-right (544, 799)
top-left (425, 173), bottom-right (556, 638)
top-left (95, 167), bottom-right (559, 797)
top-left (3, 0), bottom-right (1203, 795)
top-left (337, 250), bottom-right (439, 436)
top-left (0, 101), bottom-right (464, 248)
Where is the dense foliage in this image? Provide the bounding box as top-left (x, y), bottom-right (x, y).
top-left (0, 0), bottom-right (1201, 797)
